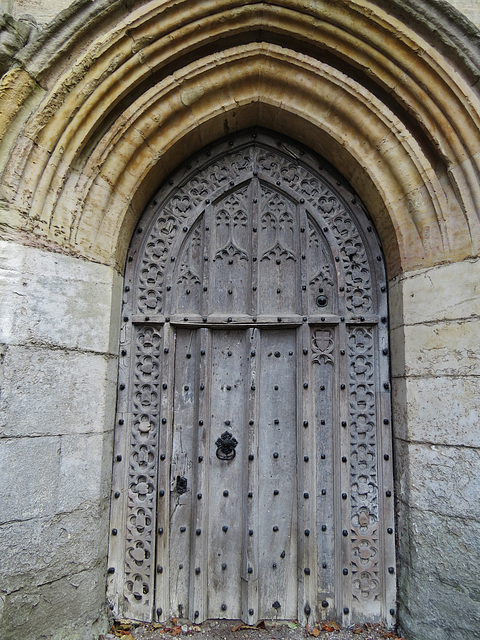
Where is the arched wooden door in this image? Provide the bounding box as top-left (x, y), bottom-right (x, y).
top-left (107, 131), bottom-right (396, 628)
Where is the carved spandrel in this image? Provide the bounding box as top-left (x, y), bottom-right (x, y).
top-left (214, 190), bottom-right (249, 263)
top-left (307, 219), bottom-right (336, 313)
top-left (311, 329), bottom-right (334, 366)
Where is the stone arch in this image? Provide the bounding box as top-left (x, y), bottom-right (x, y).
top-left (2, 0), bottom-right (480, 274)
top-left (1, 2), bottom-right (480, 639)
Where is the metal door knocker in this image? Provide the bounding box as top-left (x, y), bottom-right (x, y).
top-left (215, 431), bottom-right (238, 460)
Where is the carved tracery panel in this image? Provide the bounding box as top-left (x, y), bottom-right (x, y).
top-left (108, 131), bottom-right (395, 629)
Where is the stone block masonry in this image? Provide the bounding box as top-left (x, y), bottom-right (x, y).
top-left (0, 241), bottom-right (122, 639)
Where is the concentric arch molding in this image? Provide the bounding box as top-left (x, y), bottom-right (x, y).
top-left (1, 0), bottom-right (480, 278)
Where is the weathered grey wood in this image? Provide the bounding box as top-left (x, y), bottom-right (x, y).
top-left (108, 131), bottom-right (396, 628)
top-left (257, 329), bottom-right (298, 620)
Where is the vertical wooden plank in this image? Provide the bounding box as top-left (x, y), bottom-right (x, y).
top-left (189, 327), bottom-right (211, 623)
top-left (241, 326), bottom-right (259, 624)
top-left (297, 320), bottom-right (315, 626)
top-left (155, 321), bottom-right (174, 622)
top-left (310, 324), bottom-right (337, 622)
top-left (257, 329), bottom-right (298, 620)
top-left (169, 328), bottom-right (198, 620)
top-left (206, 329), bottom-right (247, 619)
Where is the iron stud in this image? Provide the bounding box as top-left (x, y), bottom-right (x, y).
top-left (342, 493), bottom-right (347, 500)
top-left (274, 419), bottom-right (279, 424)
top-left (386, 490), bottom-right (392, 497)
top-left (222, 526), bottom-right (228, 532)
top-left (343, 530), bottom-right (348, 537)
top-left (162, 418), bottom-right (167, 424)
top-left (116, 455), bottom-right (122, 462)
top-left (343, 568), bottom-right (348, 575)
top-left (304, 604), bottom-right (311, 615)
top-left (384, 454), bottom-right (390, 460)
top-left (344, 607), bottom-right (350, 614)
top-left (249, 529), bottom-right (254, 536)
top-left (158, 527), bottom-right (164, 534)
top-left (387, 527), bottom-right (393, 534)
top-left (342, 456), bottom-right (347, 463)
top-left (273, 526), bottom-right (279, 532)
top-left (248, 492), bottom-right (253, 498)
top-left (194, 612), bottom-right (199, 619)
top-left (157, 608), bottom-right (163, 617)
top-left (222, 563), bottom-right (227, 570)
top-left (304, 568), bottom-right (310, 575)
top-left (388, 567), bottom-right (395, 574)
top-left (322, 525), bottom-right (327, 532)
top-left (273, 563), bottom-right (277, 569)
top-left (274, 489), bottom-right (279, 495)
top-left (304, 492), bottom-right (309, 499)
top-left (390, 609), bottom-right (396, 616)
top-left (304, 456), bottom-right (309, 462)
top-left (249, 609), bottom-right (254, 616)
top-left (107, 567), bottom-right (115, 574)
top-left (157, 565), bottom-right (163, 573)
top-left (303, 420), bottom-right (308, 427)
top-left (248, 567), bottom-right (253, 574)
top-left (305, 529), bottom-right (310, 536)
top-left (223, 490), bottom-right (229, 497)
top-left (221, 604), bottom-right (227, 611)
top-left (249, 454), bottom-right (254, 460)
top-left (198, 456), bottom-right (203, 462)
top-left (114, 491), bottom-right (120, 499)
top-left (197, 493), bottom-right (202, 499)
top-left (322, 601), bottom-right (328, 608)
top-left (196, 529), bottom-right (201, 536)
top-left (180, 526), bottom-right (186, 532)
top-left (195, 567), bottom-right (201, 574)
top-left (159, 490), bottom-right (164, 497)
top-left (322, 489), bottom-right (326, 495)
top-left (273, 452), bottom-right (279, 458)
top-left (112, 529), bottom-right (118, 536)
top-left (322, 563), bottom-right (327, 569)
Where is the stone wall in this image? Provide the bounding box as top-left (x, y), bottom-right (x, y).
top-left (390, 261), bottom-right (480, 639)
top-left (0, 241), bottom-right (122, 638)
top-left (1, 1), bottom-right (480, 639)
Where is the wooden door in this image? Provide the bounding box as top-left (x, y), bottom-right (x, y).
top-left (107, 131), bottom-right (397, 629)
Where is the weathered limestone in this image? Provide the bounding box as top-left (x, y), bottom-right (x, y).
top-left (0, 240), bottom-right (122, 639)
top-left (389, 259), bottom-right (480, 639)
top-left (1, 1), bottom-right (480, 639)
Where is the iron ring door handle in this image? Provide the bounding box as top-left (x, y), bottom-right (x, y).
top-left (215, 431), bottom-right (238, 460)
